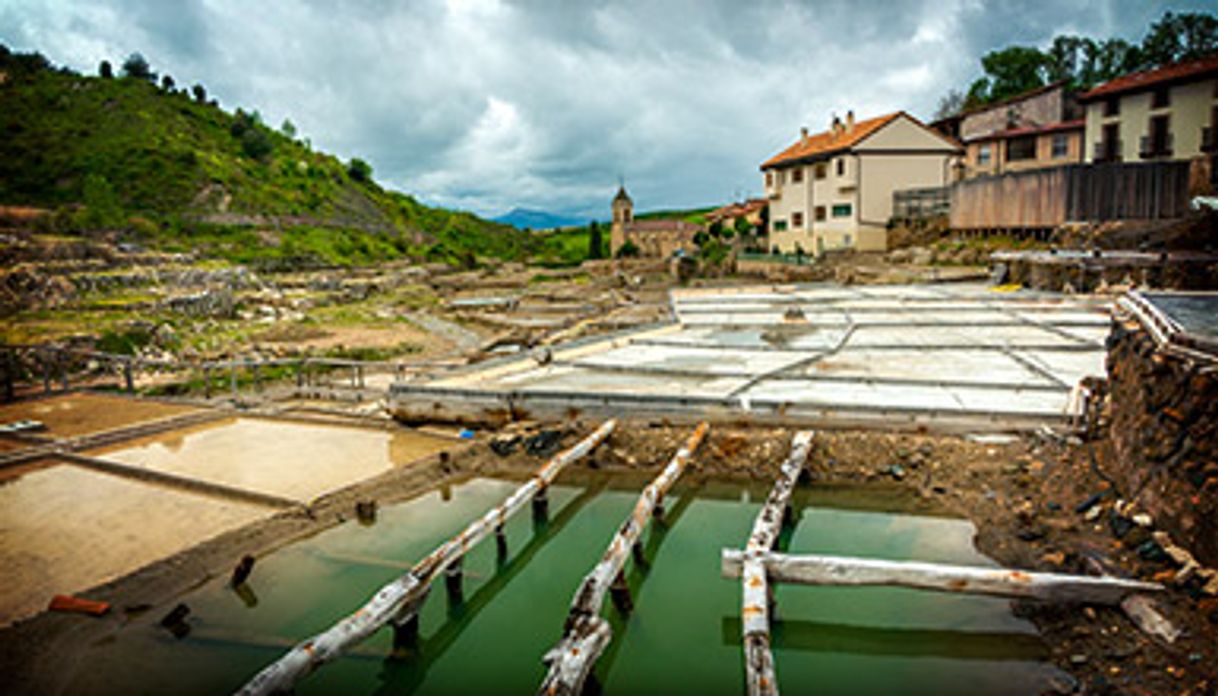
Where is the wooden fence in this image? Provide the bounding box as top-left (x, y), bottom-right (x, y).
top-left (949, 161), bottom-right (1191, 231)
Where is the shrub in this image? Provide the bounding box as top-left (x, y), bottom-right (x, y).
top-left (240, 128), bottom-right (274, 160)
top-left (347, 158), bottom-right (373, 183)
top-left (615, 240), bottom-right (640, 258)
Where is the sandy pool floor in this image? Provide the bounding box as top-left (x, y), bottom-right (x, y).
top-left (0, 461), bottom-right (268, 627)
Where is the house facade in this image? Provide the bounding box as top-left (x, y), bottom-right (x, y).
top-left (955, 82), bottom-right (1084, 178)
top-left (609, 186), bottom-right (703, 258)
top-left (1079, 53), bottom-right (1218, 164)
top-left (760, 111), bottom-right (960, 256)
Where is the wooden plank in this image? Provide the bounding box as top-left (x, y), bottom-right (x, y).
top-left (721, 550), bottom-right (1163, 604)
top-left (236, 419), bottom-right (617, 696)
top-left (538, 422), bottom-right (709, 696)
top-left (741, 431), bottom-right (816, 696)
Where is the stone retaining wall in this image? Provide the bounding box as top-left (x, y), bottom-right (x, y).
top-left (1103, 318), bottom-right (1218, 566)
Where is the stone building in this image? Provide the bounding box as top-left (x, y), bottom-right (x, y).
top-left (952, 82), bottom-right (1084, 179)
top-left (608, 186), bottom-right (704, 258)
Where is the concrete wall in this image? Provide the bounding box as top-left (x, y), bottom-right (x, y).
top-left (1084, 77), bottom-right (1218, 162)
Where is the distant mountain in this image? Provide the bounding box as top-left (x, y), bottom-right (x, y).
top-left (493, 208), bottom-right (586, 230)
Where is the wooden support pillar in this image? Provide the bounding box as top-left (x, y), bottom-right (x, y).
top-left (204, 366), bottom-right (213, 399)
top-left (252, 363), bottom-right (261, 393)
top-left (357, 365), bottom-right (365, 389)
top-left (230, 363), bottom-right (238, 398)
top-left (392, 614), bottom-right (420, 650)
top-left (532, 486), bottom-right (549, 520)
top-left (295, 362), bottom-right (303, 395)
top-left (631, 541), bottom-right (648, 569)
top-left (609, 569), bottom-right (632, 614)
top-left (445, 557), bottom-right (463, 602)
top-left (495, 524), bottom-right (508, 561)
top-left (124, 359), bottom-right (135, 393)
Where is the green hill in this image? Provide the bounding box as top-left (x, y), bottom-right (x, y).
top-left (0, 45), bottom-right (529, 268)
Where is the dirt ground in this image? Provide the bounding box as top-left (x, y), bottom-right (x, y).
top-left (0, 392), bottom-right (199, 438)
top-left (0, 419), bottom-right (1213, 695)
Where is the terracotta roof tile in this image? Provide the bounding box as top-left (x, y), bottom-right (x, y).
top-left (1079, 54), bottom-right (1218, 101)
top-left (761, 112), bottom-right (902, 170)
top-left (968, 119), bottom-right (1085, 142)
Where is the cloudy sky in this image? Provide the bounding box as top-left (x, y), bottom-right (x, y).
top-left (0, 0), bottom-right (1211, 219)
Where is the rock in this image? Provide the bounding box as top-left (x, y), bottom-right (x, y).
top-left (1069, 653), bottom-right (1089, 665)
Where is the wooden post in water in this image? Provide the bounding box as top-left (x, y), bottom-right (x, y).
top-left (538, 421), bottom-right (709, 696)
top-left (236, 419), bottom-right (617, 696)
top-left (739, 431), bottom-right (815, 696)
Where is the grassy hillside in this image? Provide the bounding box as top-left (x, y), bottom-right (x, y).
top-left (0, 45), bottom-right (529, 267)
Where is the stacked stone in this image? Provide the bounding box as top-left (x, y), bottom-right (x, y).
top-left (1104, 319), bottom-right (1218, 567)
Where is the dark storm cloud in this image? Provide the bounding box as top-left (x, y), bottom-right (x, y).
top-left (0, 0), bottom-right (1211, 218)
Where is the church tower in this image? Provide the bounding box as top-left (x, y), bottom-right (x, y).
top-left (610, 185), bottom-right (633, 256)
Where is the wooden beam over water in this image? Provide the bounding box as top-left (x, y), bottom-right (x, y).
top-left (538, 421), bottom-right (709, 696)
top-left (739, 431), bottom-right (815, 696)
top-left (721, 550), bottom-right (1163, 605)
top-left (235, 419), bottom-right (617, 696)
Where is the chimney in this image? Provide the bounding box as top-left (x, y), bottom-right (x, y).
top-left (831, 114), bottom-right (843, 136)
top-left (800, 126), bottom-right (809, 145)
top-left (845, 110), bottom-right (855, 134)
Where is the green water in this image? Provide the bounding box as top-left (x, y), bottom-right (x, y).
top-left (66, 473), bottom-right (1060, 695)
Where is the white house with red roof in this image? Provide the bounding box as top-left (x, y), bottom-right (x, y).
top-left (760, 111), bottom-right (960, 256)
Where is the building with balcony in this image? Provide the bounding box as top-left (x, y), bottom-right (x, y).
top-left (760, 111), bottom-right (960, 256)
top-left (1080, 53), bottom-right (1218, 164)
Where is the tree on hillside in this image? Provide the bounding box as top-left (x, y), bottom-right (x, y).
top-left (587, 221), bottom-right (603, 260)
top-left (1140, 11), bottom-right (1218, 66)
top-left (281, 119), bottom-right (297, 138)
top-left (161, 74), bottom-right (175, 91)
top-left (347, 158), bottom-right (373, 183)
top-left (121, 52), bottom-right (155, 82)
top-left (98, 60), bottom-right (113, 79)
top-left (191, 83), bottom-right (207, 103)
top-left (240, 128), bottom-right (273, 160)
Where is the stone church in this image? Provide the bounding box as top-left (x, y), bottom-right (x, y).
top-left (608, 186), bottom-right (703, 258)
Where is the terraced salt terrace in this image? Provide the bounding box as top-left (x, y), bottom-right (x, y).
top-left (392, 283), bottom-right (1111, 428)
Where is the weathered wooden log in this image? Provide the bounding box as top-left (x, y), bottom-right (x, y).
top-left (538, 421), bottom-right (709, 696)
top-left (721, 550), bottom-right (1164, 604)
top-left (740, 431), bottom-right (815, 696)
top-left (236, 419), bottom-right (617, 696)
